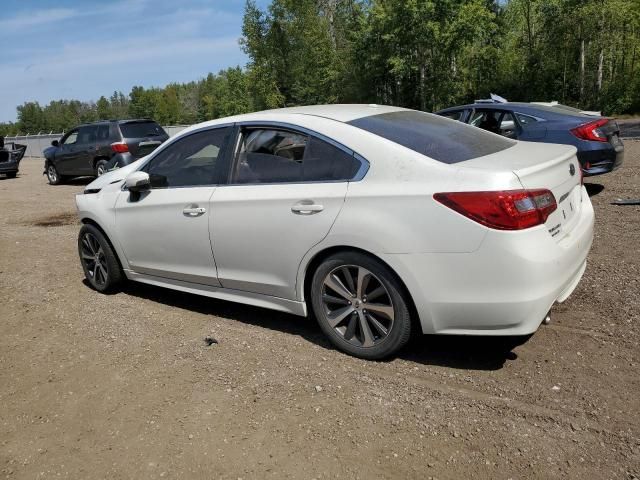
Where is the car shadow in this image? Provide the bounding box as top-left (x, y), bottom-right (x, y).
top-left (116, 281), bottom-right (520, 371)
top-left (585, 182), bottom-right (605, 197)
top-left (63, 176), bottom-right (95, 186)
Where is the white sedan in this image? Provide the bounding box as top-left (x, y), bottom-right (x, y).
top-left (75, 105), bottom-right (594, 359)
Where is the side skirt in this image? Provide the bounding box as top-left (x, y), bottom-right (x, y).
top-left (124, 270), bottom-right (308, 317)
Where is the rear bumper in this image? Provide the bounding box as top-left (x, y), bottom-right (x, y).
top-left (578, 142), bottom-right (624, 176)
top-left (381, 186), bottom-right (595, 336)
top-left (0, 159), bottom-right (20, 173)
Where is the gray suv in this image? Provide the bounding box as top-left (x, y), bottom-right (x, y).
top-left (43, 119), bottom-right (169, 185)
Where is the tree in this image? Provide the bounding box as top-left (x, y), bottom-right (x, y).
top-left (96, 96), bottom-right (111, 120)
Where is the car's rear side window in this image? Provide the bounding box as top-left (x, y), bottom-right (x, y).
top-left (120, 121), bottom-right (166, 139)
top-left (231, 128), bottom-right (362, 184)
top-left (348, 110), bottom-right (515, 163)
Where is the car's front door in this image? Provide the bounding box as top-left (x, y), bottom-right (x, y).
top-left (469, 109), bottom-right (521, 139)
top-left (114, 126), bottom-right (233, 286)
top-left (54, 129), bottom-right (80, 174)
top-left (210, 125), bottom-right (366, 300)
top-left (75, 125), bottom-right (98, 174)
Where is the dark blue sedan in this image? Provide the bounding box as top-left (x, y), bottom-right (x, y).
top-left (436, 102), bottom-right (624, 176)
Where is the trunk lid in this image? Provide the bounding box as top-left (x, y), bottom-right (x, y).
top-left (460, 141), bottom-right (583, 242)
top-left (119, 121), bottom-right (169, 159)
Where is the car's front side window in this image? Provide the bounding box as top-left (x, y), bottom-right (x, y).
top-left (440, 110), bottom-right (465, 122)
top-left (143, 127), bottom-right (230, 188)
top-left (231, 128), bottom-right (361, 184)
top-left (61, 130), bottom-right (78, 146)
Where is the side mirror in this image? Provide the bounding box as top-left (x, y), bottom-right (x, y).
top-left (51, 140), bottom-right (59, 147)
top-left (125, 171), bottom-right (151, 192)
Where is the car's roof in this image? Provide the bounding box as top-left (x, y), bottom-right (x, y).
top-left (254, 104), bottom-right (408, 122)
top-left (76, 118), bottom-right (157, 127)
top-left (437, 102), bottom-right (595, 119)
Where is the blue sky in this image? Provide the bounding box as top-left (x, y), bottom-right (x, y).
top-left (0, 0), bottom-right (270, 122)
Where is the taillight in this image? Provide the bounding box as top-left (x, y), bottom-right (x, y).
top-left (111, 142), bottom-right (129, 153)
top-left (570, 118), bottom-right (609, 142)
top-left (433, 189), bottom-right (557, 230)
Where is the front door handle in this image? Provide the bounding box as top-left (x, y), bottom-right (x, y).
top-left (183, 205), bottom-right (206, 217)
top-left (291, 201), bottom-right (324, 215)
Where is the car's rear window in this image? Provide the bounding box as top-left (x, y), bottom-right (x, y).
top-left (120, 121), bottom-right (167, 139)
top-left (347, 110), bottom-right (515, 163)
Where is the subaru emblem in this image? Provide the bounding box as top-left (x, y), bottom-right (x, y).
top-left (569, 164), bottom-right (576, 176)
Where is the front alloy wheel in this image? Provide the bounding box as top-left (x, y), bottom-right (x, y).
top-left (47, 164), bottom-right (61, 185)
top-left (311, 252), bottom-right (412, 360)
top-left (80, 232), bottom-right (109, 288)
top-left (78, 224), bottom-right (123, 293)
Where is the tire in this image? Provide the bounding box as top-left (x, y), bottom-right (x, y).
top-left (6, 172), bottom-right (17, 178)
top-left (46, 163), bottom-right (63, 185)
top-left (310, 251), bottom-right (412, 360)
top-left (78, 224), bottom-right (123, 293)
top-left (95, 159), bottom-right (108, 177)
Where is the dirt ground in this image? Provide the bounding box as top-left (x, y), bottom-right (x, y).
top-left (1, 145), bottom-right (638, 480)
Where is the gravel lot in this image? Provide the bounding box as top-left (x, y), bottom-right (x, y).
top-left (1, 145), bottom-right (638, 479)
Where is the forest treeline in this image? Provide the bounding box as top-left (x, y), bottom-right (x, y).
top-left (2, 0), bottom-right (639, 136)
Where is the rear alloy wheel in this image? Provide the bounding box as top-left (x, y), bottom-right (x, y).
top-left (311, 252), bottom-right (412, 360)
top-left (95, 160), bottom-right (108, 177)
top-left (78, 224), bottom-right (123, 293)
top-left (46, 163), bottom-right (62, 185)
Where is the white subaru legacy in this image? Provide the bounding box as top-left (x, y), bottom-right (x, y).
top-left (75, 105), bottom-right (594, 359)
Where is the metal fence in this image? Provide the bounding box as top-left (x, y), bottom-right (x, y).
top-left (4, 125), bottom-right (190, 158)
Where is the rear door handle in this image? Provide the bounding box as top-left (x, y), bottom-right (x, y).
top-left (291, 202), bottom-right (324, 214)
top-left (183, 205), bottom-right (206, 217)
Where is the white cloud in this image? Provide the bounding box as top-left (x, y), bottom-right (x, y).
top-left (2, 8), bottom-right (78, 31)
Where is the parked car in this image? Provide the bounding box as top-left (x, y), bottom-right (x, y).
top-left (436, 102), bottom-right (624, 176)
top-left (75, 105), bottom-right (594, 359)
top-left (0, 136), bottom-right (27, 178)
top-left (43, 119), bottom-right (169, 185)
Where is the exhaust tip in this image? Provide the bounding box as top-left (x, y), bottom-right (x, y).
top-left (543, 314), bottom-right (551, 325)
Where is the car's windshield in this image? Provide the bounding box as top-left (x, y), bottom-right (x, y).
top-left (348, 110), bottom-right (515, 163)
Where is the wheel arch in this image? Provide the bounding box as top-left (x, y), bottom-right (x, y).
top-left (80, 217), bottom-right (126, 272)
top-left (92, 156), bottom-right (110, 169)
top-left (300, 245), bottom-right (422, 333)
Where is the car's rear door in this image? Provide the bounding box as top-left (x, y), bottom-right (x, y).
top-left (514, 112), bottom-right (548, 140)
top-left (209, 124), bottom-right (365, 300)
top-left (94, 123), bottom-right (112, 161)
top-left (114, 126), bottom-right (232, 285)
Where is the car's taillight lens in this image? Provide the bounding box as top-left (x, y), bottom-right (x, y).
top-left (433, 189), bottom-right (557, 230)
top-left (570, 118), bottom-right (609, 142)
top-left (111, 142), bottom-right (129, 153)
